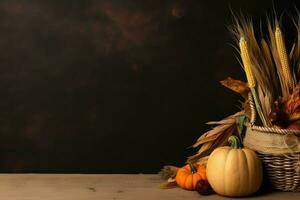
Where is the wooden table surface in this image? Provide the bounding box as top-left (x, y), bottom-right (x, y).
top-left (0, 174), bottom-right (298, 200)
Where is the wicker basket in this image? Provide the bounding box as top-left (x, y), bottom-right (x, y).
top-left (243, 93), bottom-right (300, 192)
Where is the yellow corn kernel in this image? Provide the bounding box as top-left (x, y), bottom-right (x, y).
top-left (275, 27), bottom-right (293, 89)
top-left (239, 37), bottom-right (255, 88)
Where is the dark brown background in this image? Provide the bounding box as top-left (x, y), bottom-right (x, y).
top-left (0, 0), bottom-right (299, 173)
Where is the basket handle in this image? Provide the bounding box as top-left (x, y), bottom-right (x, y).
top-left (248, 92), bottom-right (256, 126)
top-left (247, 92), bottom-right (300, 135)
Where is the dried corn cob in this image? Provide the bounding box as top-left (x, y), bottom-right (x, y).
top-left (240, 37), bottom-right (255, 88)
top-left (239, 37), bottom-right (268, 126)
top-left (275, 26), bottom-right (294, 91)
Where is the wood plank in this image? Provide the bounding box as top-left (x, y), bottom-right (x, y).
top-left (0, 174), bottom-right (298, 200)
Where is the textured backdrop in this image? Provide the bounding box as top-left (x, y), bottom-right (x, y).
top-left (0, 0), bottom-right (299, 173)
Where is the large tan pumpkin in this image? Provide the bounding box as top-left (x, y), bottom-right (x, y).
top-left (206, 136), bottom-right (263, 197)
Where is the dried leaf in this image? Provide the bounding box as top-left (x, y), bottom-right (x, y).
top-left (158, 165), bottom-right (179, 180)
top-left (293, 16), bottom-right (300, 81)
top-left (188, 142), bottom-right (213, 162)
top-left (213, 126), bottom-right (235, 147)
top-left (197, 142), bottom-right (213, 155)
top-left (284, 83), bottom-right (300, 121)
top-left (193, 124), bottom-right (232, 147)
top-left (290, 112), bottom-right (300, 121)
top-left (257, 85), bottom-right (272, 126)
top-left (193, 111), bottom-right (244, 148)
top-left (188, 117), bottom-right (238, 163)
top-left (193, 134), bottom-right (219, 147)
top-left (220, 77), bottom-right (249, 98)
top-left (206, 118), bottom-right (236, 125)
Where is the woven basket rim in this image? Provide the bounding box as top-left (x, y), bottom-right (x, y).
top-left (247, 124), bottom-right (300, 135)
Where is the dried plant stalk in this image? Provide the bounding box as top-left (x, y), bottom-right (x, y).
top-left (296, 19), bottom-right (300, 78)
top-left (291, 14), bottom-right (300, 82)
top-left (260, 38), bottom-right (279, 98)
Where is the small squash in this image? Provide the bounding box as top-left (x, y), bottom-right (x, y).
top-left (175, 163), bottom-right (207, 190)
top-left (206, 136), bottom-right (263, 197)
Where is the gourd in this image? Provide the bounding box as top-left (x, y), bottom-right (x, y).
top-left (206, 136), bottom-right (263, 197)
top-left (175, 163), bottom-right (207, 190)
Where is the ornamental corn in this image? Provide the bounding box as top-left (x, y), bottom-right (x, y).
top-left (239, 37), bottom-right (255, 88)
top-left (275, 26), bottom-right (294, 90)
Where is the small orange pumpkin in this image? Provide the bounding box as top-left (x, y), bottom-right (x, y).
top-left (175, 162), bottom-right (207, 190)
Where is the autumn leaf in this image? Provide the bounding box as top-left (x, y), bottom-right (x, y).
top-left (220, 77), bottom-right (249, 99)
top-left (284, 83), bottom-right (300, 122)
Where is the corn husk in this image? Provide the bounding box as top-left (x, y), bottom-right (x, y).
top-left (187, 111), bottom-right (244, 163)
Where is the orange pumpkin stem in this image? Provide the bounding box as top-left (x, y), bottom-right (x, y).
top-left (187, 162), bottom-right (197, 174)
